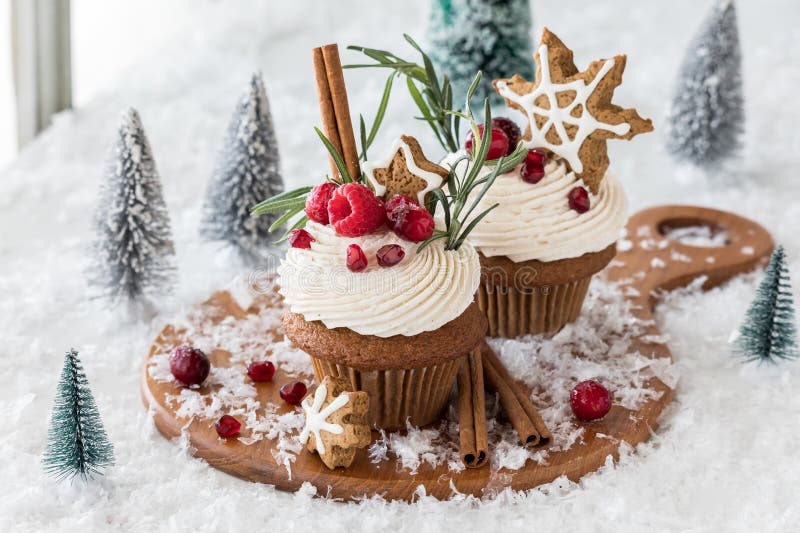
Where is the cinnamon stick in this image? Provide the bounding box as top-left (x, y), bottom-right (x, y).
top-left (481, 340), bottom-right (551, 448)
top-left (315, 44), bottom-right (361, 182)
top-left (457, 349), bottom-right (489, 468)
top-left (312, 47), bottom-right (343, 180)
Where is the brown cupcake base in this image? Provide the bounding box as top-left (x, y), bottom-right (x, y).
top-left (478, 244), bottom-right (616, 337)
top-left (282, 304), bottom-right (486, 430)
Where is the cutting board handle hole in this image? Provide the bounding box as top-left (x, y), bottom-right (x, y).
top-left (657, 217), bottom-right (731, 248)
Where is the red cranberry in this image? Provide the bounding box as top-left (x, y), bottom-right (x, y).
top-left (392, 205), bottom-right (435, 242)
top-left (288, 229), bottom-right (314, 249)
top-left (246, 361), bottom-right (275, 382)
top-left (491, 117), bottom-right (522, 154)
top-left (346, 244), bottom-right (368, 272)
top-left (215, 415), bottom-right (241, 438)
top-left (520, 150), bottom-right (547, 184)
top-left (570, 380), bottom-right (612, 421)
top-left (377, 244), bottom-right (405, 267)
top-left (280, 381), bottom-right (307, 405)
top-left (385, 194), bottom-right (419, 223)
top-left (465, 125), bottom-right (509, 161)
top-left (568, 186), bottom-right (590, 213)
top-left (169, 345), bottom-right (210, 386)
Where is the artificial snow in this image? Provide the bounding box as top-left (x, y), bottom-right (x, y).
top-left (2, 0), bottom-right (800, 531)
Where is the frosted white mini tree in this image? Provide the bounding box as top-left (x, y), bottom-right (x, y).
top-left (201, 73), bottom-right (284, 264)
top-left (666, 0), bottom-right (743, 167)
top-left (88, 108), bottom-right (176, 305)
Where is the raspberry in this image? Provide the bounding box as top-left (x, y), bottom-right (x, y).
top-left (377, 244), bottom-right (405, 267)
top-left (346, 244), bottom-right (368, 272)
top-left (304, 182), bottom-right (337, 224)
top-left (327, 183), bottom-right (387, 237)
top-left (393, 205), bottom-right (435, 242)
top-left (570, 380), bottom-right (612, 421)
top-left (465, 125), bottom-right (509, 161)
top-left (568, 186), bottom-right (590, 213)
top-left (288, 229), bottom-right (314, 249)
top-left (491, 117), bottom-right (522, 153)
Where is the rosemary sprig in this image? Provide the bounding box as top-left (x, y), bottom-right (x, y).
top-left (358, 73), bottom-right (395, 161)
top-left (418, 74), bottom-right (527, 253)
top-left (346, 34), bottom-right (460, 153)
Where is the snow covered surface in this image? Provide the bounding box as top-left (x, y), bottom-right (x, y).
top-left (2, 0), bottom-right (800, 531)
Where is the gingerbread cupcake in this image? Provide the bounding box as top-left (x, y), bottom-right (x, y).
top-left (442, 29), bottom-right (653, 337)
top-left (276, 135), bottom-right (487, 430)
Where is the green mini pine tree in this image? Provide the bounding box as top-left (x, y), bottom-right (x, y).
top-left (735, 246), bottom-right (798, 363)
top-left (43, 349), bottom-right (114, 480)
top-left (427, 0), bottom-right (535, 108)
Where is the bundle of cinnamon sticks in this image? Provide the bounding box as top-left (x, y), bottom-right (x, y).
top-left (457, 340), bottom-right (551, 468)
top-left (312, 44), bottom-right (361, 182)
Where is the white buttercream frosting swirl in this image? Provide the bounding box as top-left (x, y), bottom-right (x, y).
top-left (277, 221), bottom-right (480, 338)
top-left (441, 152), bottom-right (627, 263)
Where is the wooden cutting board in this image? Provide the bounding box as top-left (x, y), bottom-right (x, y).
top-left (141, 205), bottom-right (773, 501)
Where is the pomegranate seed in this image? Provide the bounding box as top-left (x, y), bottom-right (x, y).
top-left (465, 125), bottom-right (509, 161)
top-left (346, 244), bottom-right (368, 272)
top-left (490, 117), bottom-right (522, 154)
top-left (288, 229), bottom-right (314, 249)
top-left (377, 244), bottom-right (405, 267)
top-left (568, 186), bottom-right (590, 213)
top-left (520, 150), bottom-right (547, 184)
top-left (570, 380), bottom-right (612, 421)
top-left (215, 415), bottom-right (242, 438)
top-left (280, 381), bottom-right (307, 405)
top-left (169, 345), bottom-right (210, 386)
top-left (246, 361), bottom-right (275, 382)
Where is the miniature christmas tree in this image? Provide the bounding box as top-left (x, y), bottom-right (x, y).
top-left (201, 73), bottom-right (285, 264)
top-left (88, 108), bottom-right (176, 305)
top-left (735, 246), bottom-right (798, 363)
top-left (427, 0), bottom-right (535, 107)
top-left (666, 0), bottom-right (743, 167)
top-left (42, 349), bottom-right (114, 481)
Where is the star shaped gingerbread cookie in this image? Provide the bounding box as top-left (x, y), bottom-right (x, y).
top-left (493, 28), bottom-right (653, 193)
top-left (362, 135), bottom-right (449, 205)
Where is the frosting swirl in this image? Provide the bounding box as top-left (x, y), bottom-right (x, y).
top-left (442, 152), bottom-right (627, 262)
top-left (277, 221), bottom-right (480, 338)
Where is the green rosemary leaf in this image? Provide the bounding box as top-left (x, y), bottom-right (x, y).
top-left (430, 188), bottom-right (450, 226)
top-left (407, 78), bottom-right (446, 149)
top-left (251, 194), bottom-right (308, 216)
top-left (268, 205), bottom-right (303, 233)
top-left (274, 215), bottom-right (309, 244)
top-left (416, 232), bottom-right (448, 254)
top-left (250, 186), bottom-right (313, 214)
top-left (314, 127), bottom-right (353, 183)
top-left (451, 204), bottom-right (498, 250)
top-left (359, 115), bottom-right (368, 160)
top-left (366, 74), bottom-right (394, 148)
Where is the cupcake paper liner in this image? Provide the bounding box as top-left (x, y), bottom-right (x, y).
top-left (310, 354), bottom-right (468, 430)
top-left (477, 276), bottom-right (593, 337)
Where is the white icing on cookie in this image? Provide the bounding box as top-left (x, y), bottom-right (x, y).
top-left (298, 382), bottom-right (348, 456)
top-left (362, 137), bottom-right (444, 204)
top-left (496, 44), bottom-right (631, 174)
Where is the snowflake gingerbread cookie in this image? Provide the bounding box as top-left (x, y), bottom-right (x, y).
top-left (493, 28), bottom-right (653, 193)
top-left (299, 376), bottom-right (371, 469)
top-left (362, 135), bottom-right (449, 205)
